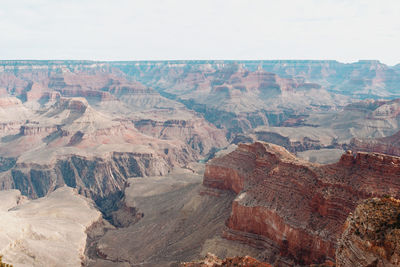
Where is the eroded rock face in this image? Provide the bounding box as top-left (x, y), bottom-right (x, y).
top-left (0, 187), bottom-right (101, 267)
top-left (180, 253), bottom-right (272, 267)
top-left (336, 197), bottom-right (400, 267)
top-left (204, 142), bottom-right (400, 265)
top-left (87, 166), bottom-right (239, 266)
top-left (8, 152), bottom-right (173, 201)
top-left (113, 60), bottom-right (400, 136)
top-left (133, 118), bottom-right (227, 156)
top-left (1, 60), bottom-right (400, 266)
top-left (0, 96), bottom-right (201, 203)
top-left (351, 130), bottom-right (400, 157)
top-left (0, 78), bottom-right (227, 204)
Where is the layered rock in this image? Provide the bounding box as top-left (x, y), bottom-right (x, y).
top-left (112, 60), bottom-right (400, 136)
top-left (253, 129), bottom-right (328, 152)
top-left (336, 197), bottom-right (400, 267)
top-left (133, 117), bottom-right (227, 155)
top-left (180, 253), bottom-right (272, 267)
top-left (351, 130), bottom-right (400, 157)
top-left (0, 97), bottom-right (204, 204)
top-left (1, 60), bottom-right (399, 142)
top-left (146, 66), bottom-right (346, 135)
top-left (0, 187), bottom-right (101, 267)
top-left (114, 60), bottom-right (400, 100)
top-left (204, 142), bottom-right (400, 265)
top-left (8, 151), bottom-right (174, 201)
top-left (86, 166), bottom-right (240, 266)
top-left (247, 98), bottom-right (400, 155)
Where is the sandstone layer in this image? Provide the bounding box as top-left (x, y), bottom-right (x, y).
top-left (248, 98), bottom-right (400, 153)
top-left (336, 197), bottom-right (400, 267)
top-left (0, 96), bottom-right (201, 204)
top-left (204, 142), bottom-right (400, 265)
top-left (5, 60), bottom-right (400, 140)
top-left (180, 253), bottom-right (272, 267)
top-left (351, 129), bottom-right (400, 157)
top-left (0, 187), bottom-right (101, 267)
top-left (0, 64), bottom-right (227, 204)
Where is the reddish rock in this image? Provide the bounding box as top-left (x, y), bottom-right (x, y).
top-left (204, 142), bottom-right (400, 265)
top-left (181, 253), bottom-right (272, 267)
top-left (336, 197), bottom-right (400, 267)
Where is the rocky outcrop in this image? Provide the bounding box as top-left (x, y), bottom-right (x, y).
top-left (204, 142), bottom-right (400, 265)
top-left (0, 66), bottom-right (228, 205)
top-left (20, 125), bottom-right (58, 136)
top-left (0, 187), bottom-right (101, 267)
top-left (0, 96), bottom-right (202, 206)
top-left (336, 197), bottom-right (400, 267)
top-left (180, 253), bottom-right (272, 267)
top-left (350, 130), bottom-right (400, 157)
top-left (254, 130), bottom-right (325, 152)
top-left (7, 152), bottom-right (172, 200)
top-left (57, 88), bottom-right (115, 102)
top-left (133, 118), bottom-right (228, 156)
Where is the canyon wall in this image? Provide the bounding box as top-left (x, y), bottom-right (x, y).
top-left (351, 130), bottom-right (400, 157)
top-left (0, 187), bottom-right (101, 267)
top-left (2, 60), bottom-right (400, 138)
top-left (204, 142), bottom-right (400, 265)
top-left (336, 197), bottom-right (400, 267)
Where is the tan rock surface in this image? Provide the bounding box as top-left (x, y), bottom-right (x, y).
top-left (180, 253), bottom-right (272, 267)
top-left (0, 187), bottom-right (101, 267)
top-left (336, 197), bottom-right (400, 267)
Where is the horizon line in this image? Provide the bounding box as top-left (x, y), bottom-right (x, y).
top-left (0, 59), bottom-right (397, 66)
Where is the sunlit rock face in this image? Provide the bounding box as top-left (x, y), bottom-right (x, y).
top-left (336, 197), bottom-right (400, 267)
top-left (0, 186), bottom-right (101, 267)
top-left (180, 253), bottom-right (273, 267)
top-left (3, 60), bottom-right (400, 139)
top-left (0, 62), bottom-right (228, 202)
top-left (204, 142), bottom-right (400, 265)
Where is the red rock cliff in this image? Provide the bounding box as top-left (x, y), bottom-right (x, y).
top-left (204, 142), bottom-right (400, 265)
top-left (336, 197), bottom-right (400, 267)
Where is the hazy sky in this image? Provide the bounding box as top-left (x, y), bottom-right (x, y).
top-left (1, 0), bottom-right (399, 65)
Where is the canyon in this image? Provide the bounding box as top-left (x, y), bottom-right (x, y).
top-left (0, 60), bottom-right (399, 266)
top-left (203, 142), bottom-right (400, 265)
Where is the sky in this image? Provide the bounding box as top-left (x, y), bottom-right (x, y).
top-left (0, 0), bottom-right (399, 65)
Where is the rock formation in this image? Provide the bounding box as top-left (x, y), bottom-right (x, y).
top-left (0, 65), bottom-right (228, 204)
top-left (0, 96), bottom-right (202, 203)
top-left (351, 130), bottom-right (400, 157)
top-left (336, 197), bottom-right (400, 267)
top-left (4, 60), bottom-right (400, 139)
top-left (180, 253), bottom-right (272, 267)
top-left (86, 166), bottom-right (242, 266)
top-left (0, 187), bottom-right (101, 267)
top-left (204, 142), bottom-right (400, 265)
top-left (0, 60), bottom-right (399, 266)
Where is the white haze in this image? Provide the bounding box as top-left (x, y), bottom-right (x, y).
top-left (0, 0), bottom-right (399, 65)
